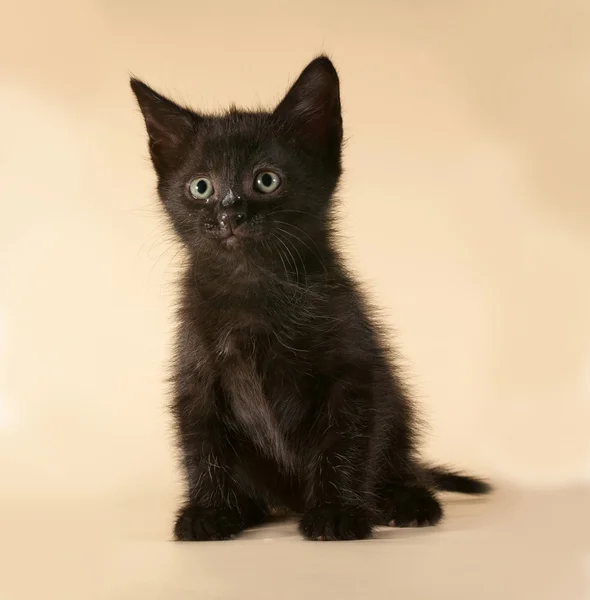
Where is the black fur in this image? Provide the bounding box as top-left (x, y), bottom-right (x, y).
top-left (131, 56), bottom-right (490, 542)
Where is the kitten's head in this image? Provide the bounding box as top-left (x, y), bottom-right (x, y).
top-left (131, 57), bottom-right (342, 271)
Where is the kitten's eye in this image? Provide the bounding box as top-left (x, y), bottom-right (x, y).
top-left (254, 171), bottom-right (281, 194)
top-left (189, 177), bottom-right (214, 200)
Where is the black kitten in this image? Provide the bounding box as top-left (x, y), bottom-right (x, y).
top-left (131, 56), bottom-right (490, 541)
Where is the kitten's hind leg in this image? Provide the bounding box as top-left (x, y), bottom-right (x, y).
top-left (377, 463), bottom-right (491, 528)
top-left (377, 482), bottom-right (443, 528)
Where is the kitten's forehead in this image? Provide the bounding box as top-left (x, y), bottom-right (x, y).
top-left (203, 111), bottom-right (271, 146)
top-left (192, 111), bottom-right (280, 172)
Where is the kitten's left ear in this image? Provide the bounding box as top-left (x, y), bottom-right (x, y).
top-left (273, 56), bottom-right (342, 154)
top-left (130, 78), bottom-right (198, 176)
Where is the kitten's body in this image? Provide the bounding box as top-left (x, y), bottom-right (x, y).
top-left (132, 57), bottom-right (489, 541)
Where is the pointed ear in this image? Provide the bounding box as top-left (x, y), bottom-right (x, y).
top-left (273, 56), bottom-right (342, 154)
top-left (130, 78), bottom-right (197, 176)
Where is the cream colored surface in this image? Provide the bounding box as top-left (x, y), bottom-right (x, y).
top-left (0, 0), bottom-right (588, 598)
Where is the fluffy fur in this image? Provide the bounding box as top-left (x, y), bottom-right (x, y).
top-left (131, 56), bottom-right (490, 541)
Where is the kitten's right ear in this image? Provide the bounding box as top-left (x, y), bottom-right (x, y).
top-left (130, 78), bottom-right (197, 176)
top-left (273, 56), bottom-right (342, 156)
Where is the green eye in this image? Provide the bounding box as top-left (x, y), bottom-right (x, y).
top-left (254, 171), bottom-right (281, 194)
top-left (189, 177), bottom-right (213, 200)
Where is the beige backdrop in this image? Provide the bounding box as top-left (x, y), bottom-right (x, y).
top-left (2, 2), bottom-right (590, 599)
top-left (1, 0), bottom-right (590, 514)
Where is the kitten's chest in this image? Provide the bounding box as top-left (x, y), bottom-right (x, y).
top-left (217, 330), bottom-right (297, 471)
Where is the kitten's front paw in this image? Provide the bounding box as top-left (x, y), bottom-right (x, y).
top-left (174, 504), bottom-right (246, 541)
top-left (299, 506), bottom-right (372, 541)
top-left (382, 485), bottom-right (443, 528)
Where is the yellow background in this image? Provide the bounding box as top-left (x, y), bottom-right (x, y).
top-left (1, 1), bottom-right (588, 598)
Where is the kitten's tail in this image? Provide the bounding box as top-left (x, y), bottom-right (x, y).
top-left (426, 465), bottom-right (492, 495)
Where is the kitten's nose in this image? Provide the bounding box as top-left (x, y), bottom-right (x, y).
top-left (218, 210), bottom-right (246, 234)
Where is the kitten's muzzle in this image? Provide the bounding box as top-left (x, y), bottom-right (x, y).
top-left (218, 210), bottom-right (247, 239)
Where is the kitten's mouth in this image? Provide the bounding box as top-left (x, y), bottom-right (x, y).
top-left (221, 234), bottom-right (240, 248)
top-left (219, 228), bottom-right (245, 249)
